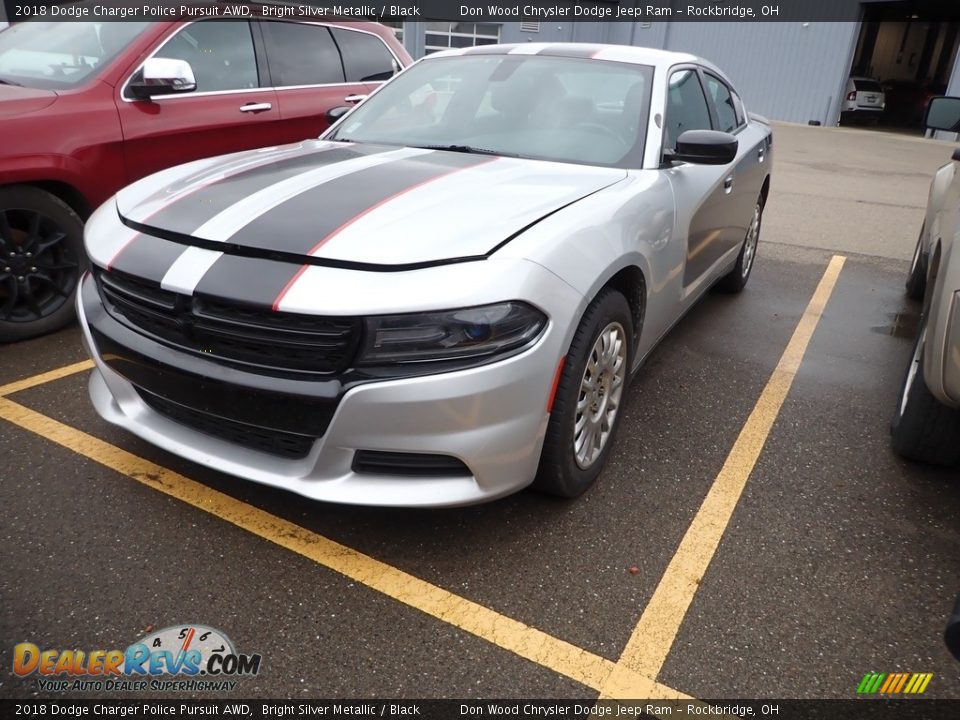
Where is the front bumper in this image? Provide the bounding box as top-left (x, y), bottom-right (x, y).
top-left (78, 273), bottom-right (575, 507)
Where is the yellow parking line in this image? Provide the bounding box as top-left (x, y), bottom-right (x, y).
top-left (601, 255), bottom-right (846, 697)
top-left (0, 395), bottom-right (689, 699)
top-left (0, 359), bottom-right (93, 397)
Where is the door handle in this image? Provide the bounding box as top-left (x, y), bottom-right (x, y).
top-left (344, 94), bottom-right (367, 104)
top-left (240, 102), bottom-right (272, 113)
top-left (724, 175), bottom-right (735, 193)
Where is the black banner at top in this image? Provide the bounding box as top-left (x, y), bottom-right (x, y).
top-left (5, 1), bottom-right (960, 24)
top-left (4, 699), bottom-right (960, 719)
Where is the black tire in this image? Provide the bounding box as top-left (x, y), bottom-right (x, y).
top-left (905, 223), bottom-right (927, 300)
top-left (716, 193), bottom-right (763, 293)
top-left (891, 316), bottom-right (960, 467)
top-left (534, 289), bottom-right (634, 498)
top-left (0, 185), bottom-right (86, 343)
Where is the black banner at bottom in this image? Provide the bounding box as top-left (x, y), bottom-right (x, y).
top-left (3, 700), bottom-right (960, 720)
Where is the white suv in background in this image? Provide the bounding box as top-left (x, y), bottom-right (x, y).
top-left (841, 76), bottom-right (885, 124)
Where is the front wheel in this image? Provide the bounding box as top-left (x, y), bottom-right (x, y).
top-left (890, 316), bottom-right (960, 466)
top-left (534, 289), bottom-right (634, 498)
top-left (0, 186), bottom-right (86, 343)
top-left (716, 195), bottom-right (763, 293)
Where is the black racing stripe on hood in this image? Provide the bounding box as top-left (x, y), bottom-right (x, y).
top-left (192, 254), bottom-right (307, 309)
top-left (225, 152), bottom-right (490, 255)
top-left (107, 235), bottom-right (188, 284)
top-left (140, 145), bottom-right (386, 231)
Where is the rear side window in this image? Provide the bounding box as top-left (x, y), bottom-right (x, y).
top-left (731, 90), bottom-right (746, 126)
top-left (157, 21), bottom-right (258, 92)
top-left (665, 69), bottom-right (712, 149)
top-left (704, 72), bottom-right (740, 133)
top-left (854, 78), bottom-right (882, 93)
top-left (261, 21), bottom-right (344, 86)
top-left (331, 27), bottom-right (399, 83)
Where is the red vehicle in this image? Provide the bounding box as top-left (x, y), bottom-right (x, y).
top-left (0, 10), bottom-right (410, 341)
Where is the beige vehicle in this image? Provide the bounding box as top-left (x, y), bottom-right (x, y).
top-left (892, 96), bottom-right (960, 466)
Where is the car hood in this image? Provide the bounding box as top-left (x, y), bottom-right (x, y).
top-left (0, 84), bottom-right (57, 117)
top-left (116, 141), bottom-right (626, 268)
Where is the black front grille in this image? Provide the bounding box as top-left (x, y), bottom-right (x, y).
top-left (139, 390), bottom-right (315, 459)
top-left (95, 269), bottom-right (361, 375)
top-left (352, 450), bottom-right (472, 477)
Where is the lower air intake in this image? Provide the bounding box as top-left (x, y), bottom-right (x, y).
top-left (352, 450), bottom-right (472, 478)
top-left (139, 390), bottom-right (315, 460)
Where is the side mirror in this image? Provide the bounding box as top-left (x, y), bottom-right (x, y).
top-left (666, 130), bottom-right (738, 165)
top-left (924, 96), bottom-right (960, 132)
top-left (326, 106), bottom-right (351, 123)
top-left (129, 58), bottom-right (197, 100)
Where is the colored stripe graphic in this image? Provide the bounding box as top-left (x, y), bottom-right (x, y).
top-left (230, 152), bottom-right (494, 255)
top-left (857, 672), bottom-right (932, 694)
top-left (269, 155), bottom-right (499, 311)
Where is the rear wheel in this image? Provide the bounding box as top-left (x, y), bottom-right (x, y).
top-left (905, 223), bottom-right (927, 300)
top-left (890, 315), bottom-right (960, 466)
top-left (716, 194), bottom-right (762, 293)
top-left (534, 289), bottom-right (634, 498)
top-left (0, 186), bottom-right (85, 343)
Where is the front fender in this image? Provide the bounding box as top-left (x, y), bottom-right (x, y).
top-left (923, 235), bottom-right (960, 407)
top-left (923, 162), bottom-right (955, 253)
top-left (0, 155), bottom-right (95, 206)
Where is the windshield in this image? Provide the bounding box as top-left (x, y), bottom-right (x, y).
top-left (328, 54), bottom-right (654, 169)
top-left (0, 22), bottom-right (150, 89)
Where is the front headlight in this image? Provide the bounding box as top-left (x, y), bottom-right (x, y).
top-left (358, 301), bottom-right (547, 366)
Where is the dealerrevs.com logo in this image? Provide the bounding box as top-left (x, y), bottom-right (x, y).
top-left (13, 624), bottom-right (262, 692)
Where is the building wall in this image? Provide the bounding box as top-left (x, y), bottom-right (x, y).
top-left (397, 2), bottom-right (960, 128)
top-left (656, 22), bottom-right (862, 125)
top-left (408, 19), bottom-right (861, 125)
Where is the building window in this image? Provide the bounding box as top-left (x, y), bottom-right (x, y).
top-left (381, 20), bottom-right (404, 45)
top-left (424, 22), bottom-right (500, 54)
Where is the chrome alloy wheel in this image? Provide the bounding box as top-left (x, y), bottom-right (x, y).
top-left (574, 321), bottom-right (627, 469)
top-left (741, 203), bottom-right (761, 280)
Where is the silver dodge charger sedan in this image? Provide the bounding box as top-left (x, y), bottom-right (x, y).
top-left (78, 44), bottom-right (773, 506)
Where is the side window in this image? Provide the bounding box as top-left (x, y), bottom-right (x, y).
top-left (331, 27), bottom-right (399, 83)
top-left (704, 72), bottom-right (740, 133)
top-left (151, 21), bottom-right (258, 93)
top-left (731, 90), bottom-right (746, 127)
top-left (665, 69), bottom-right (712, 149)
top-left (261, 21), bottom-right (344, 86)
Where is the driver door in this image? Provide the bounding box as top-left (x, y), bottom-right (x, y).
top-left (662, 67), bottom-right (740, 293)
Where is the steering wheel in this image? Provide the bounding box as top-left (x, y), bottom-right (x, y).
top-left (571, 122), bottom-right (621, 142)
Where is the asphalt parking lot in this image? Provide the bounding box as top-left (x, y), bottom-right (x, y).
top-left (2, 123), bottom-right (960, 701)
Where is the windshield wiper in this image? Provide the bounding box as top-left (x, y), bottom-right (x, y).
top-left (0, 78), bottom-right (23, 87)
top-left (411, 144), bottom-right (517, 158)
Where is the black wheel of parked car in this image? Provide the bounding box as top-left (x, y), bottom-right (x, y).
top-left (716, 194), bottom-right (763, 293)
top-left (891, 314), bottom-right (960, 467)
top-left (0, 186), bottom-right (85, 343)
top-left (534, 289), bottom-right (634, 498)
top-left (905, 223), bottom-right (928, 300)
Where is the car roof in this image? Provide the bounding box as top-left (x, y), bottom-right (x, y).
top-left (427, 43), bottom-right (701, 68)
top-left (70, 0), bottom-right (388, 30)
